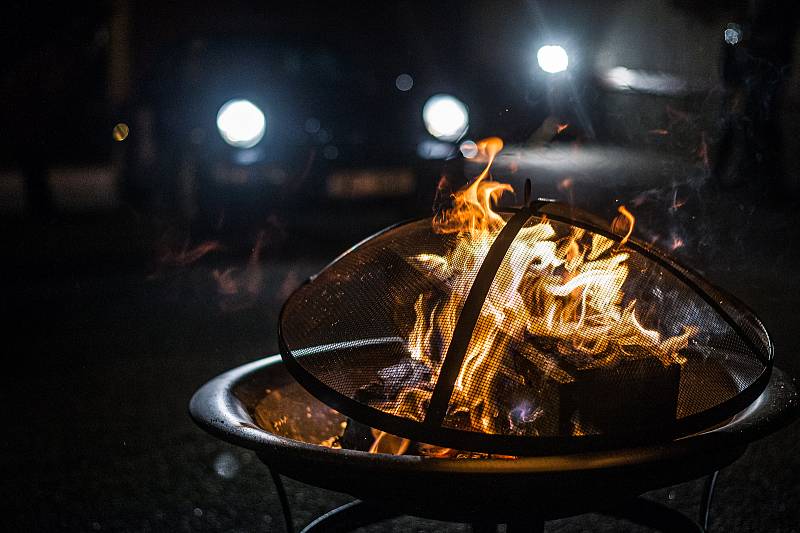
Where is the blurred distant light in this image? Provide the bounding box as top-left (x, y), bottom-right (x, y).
top-left (216, 99), bottom-right (266, 149)
top-left (304, 117), bottom-right (321, 134)
top-left (417, 139), bottom-right (456, 159)
top-left (724, 23), bottom-right (742, 45)
top-left (395, 73), bottom-right (414, 91)
top-left (112, 123), bottom-right (129, 142)
top-left (422, 94), bottom-right (469, 142)
top-left (537, 45), bottom-right (569, 74)
top-left (605, 66), bottom-right (636, 88)
top-left (323, 145), bottom-right (339, 160)
top-left (317, 128), bottom-right (332, 144)
top-left (232, 147), bottom-right (264, 166)
top-left (212, 451), bottom-right (240, 479)
top-left (602, 66), bottom-right (689, 96)
top-left (459, 140), bottom-right (478, 158)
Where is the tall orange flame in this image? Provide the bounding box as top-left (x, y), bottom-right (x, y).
top-left (372, 137), bottom-right (696, 451)
top-left (615, 205), bottom-right (635, 247)
top-left (433, 137), bottom-right (511, 237)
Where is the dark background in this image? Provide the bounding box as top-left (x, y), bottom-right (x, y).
top-left (2, 1), bottom-right (799, 531)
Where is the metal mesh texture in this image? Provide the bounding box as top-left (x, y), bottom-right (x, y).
top-left (441, 216), bottom-right (765, 437)
top-left (281, 218), bottom-right (502, 422)
top-left (280, 207), bottom-right (771, 452)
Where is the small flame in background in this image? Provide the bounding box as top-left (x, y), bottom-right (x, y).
top-left (370, 137), bottom-right (697, 448)
top-left (150, 237), bottom-right (221, 276)
top-left (212, 231), bottom-right (266, 313)
top-left (669, 234), bottom-right (685, 251)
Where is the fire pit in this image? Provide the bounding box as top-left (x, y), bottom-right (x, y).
top-left (190, 352), bottom-right (797, 531)
top-left (191, 138), bottom-right (798, 530)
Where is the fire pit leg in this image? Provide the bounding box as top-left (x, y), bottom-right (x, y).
top-left (268, 466), bottom-right (294, 533)
top-left (699, 470), bottom-right (720, 532)
top-left (299, 500), bottom-right (402, 533)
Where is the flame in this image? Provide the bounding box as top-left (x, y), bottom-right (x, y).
top-left (432, 137), bottom-right (510, 237)
top-left (369, 430), bottom-right (411, 455)
top-left (613, 205), bottom-right (635, 247)
top-left (556, 123), bottom-right (569, 134)
top-left (371, 137), bottom-right (696, 449)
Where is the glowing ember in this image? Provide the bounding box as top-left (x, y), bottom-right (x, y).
top-left (367, 137), bottom-right (696, 446)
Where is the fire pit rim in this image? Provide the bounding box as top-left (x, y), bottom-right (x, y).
top-left (189, 353), bottom-right (798, 474)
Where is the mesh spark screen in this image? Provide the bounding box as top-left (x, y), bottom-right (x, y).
top-left (279, 203), bottom-right (772, 455)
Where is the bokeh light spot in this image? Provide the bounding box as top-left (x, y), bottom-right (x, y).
top-left (112, 123), bottom-right (129, 142)
top-left (395, 73), bottom-right (414, 91)
top-left (216, 99), bottom-right (266, 149)
top-left (537, 45), bottom-right (569, 74)
top-left (422, 94), bottom-right (469, 142)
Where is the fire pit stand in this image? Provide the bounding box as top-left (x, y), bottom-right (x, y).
top-left (265, 472), bottom-right (717, 532)
top-left (190, 354), bottom-right (798, 533)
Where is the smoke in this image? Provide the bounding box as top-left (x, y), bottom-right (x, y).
top-left (212, 231), bottom-right (266, 313)
top-left (148, 227), bottom-right (222, 280)
top-left (147, 220), bottom-right (279, 313)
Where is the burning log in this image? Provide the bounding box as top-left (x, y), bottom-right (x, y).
top-left (507, 338), bottom-right (681, 437)
top-left (337, 359), bottom-right (432, 453)
top-left (339, 417), bottom-right (374, 451)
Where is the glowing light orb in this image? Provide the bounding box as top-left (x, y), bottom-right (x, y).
top-left (216, 99), bottom-right (266, 148)
top-left (537, 45), bottom-right (569, 74)
top-left (422, 94), bottom-right (469, 142)
top-left (724, 24), bottom-right (742, 45)
top-left (459, 140), bottom-right (478, 158)
top-left (112, 123), bottom-right (129, 142)
top-left (395, 73), bottom-right (414, 91)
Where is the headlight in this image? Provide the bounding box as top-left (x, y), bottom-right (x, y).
top-left (216, 99), bottom-right (266, 149)
top-left (422, 94), bottom-right (469, 142)
top-left (537, 45), bottom-right (569, 74)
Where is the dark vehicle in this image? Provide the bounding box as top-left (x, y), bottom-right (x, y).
top-left (136, 37), bottom-right (476, 238)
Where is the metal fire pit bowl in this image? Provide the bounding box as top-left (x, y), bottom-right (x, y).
top-left (190, 352), bottom-right (798, 530)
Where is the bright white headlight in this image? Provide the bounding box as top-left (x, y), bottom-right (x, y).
top-left (422, 94), bottom-right (469, 142)
top-left (216, 99), bottom-right (266, 148)
top-left (537, 45), bottom-right (569, 74)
